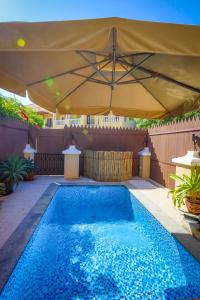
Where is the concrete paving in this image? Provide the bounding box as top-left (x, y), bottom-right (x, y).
top-left (127, 179), bottom-right (200, 262)
top-left (0, 175), bottom-right (94, 248)
top-left (128, 179), bottom-right (200, 238)
top-left (129, 179), bottom-right (184, 228)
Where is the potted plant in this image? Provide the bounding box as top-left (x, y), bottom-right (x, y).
top-left (0, 155), bottom-right (27, 194)
top-left (169, 168), bottom-right (200, 214)
top-left (23, 158), bottom-right (38, 181)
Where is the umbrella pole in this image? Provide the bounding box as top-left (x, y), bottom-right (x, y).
top-left (111, 27), bottom-right (117, 88)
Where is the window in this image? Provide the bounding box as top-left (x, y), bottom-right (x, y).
top-left (89, 116), bottom-right (95, 125)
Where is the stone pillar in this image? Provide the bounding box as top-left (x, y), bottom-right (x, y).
top-left (172, 151), bottom-right (200, 186)
top-left (23, 144), bottom-right (36, 160)
top-left (138, 147), bottom-right (151, 179)
top-left (62, 145), bottom-right (81, 179)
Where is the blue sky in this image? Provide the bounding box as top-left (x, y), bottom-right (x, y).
top-left (1, 0), bottom-right (200, 24)
top-left (1, 0), bottom-right (200, 104)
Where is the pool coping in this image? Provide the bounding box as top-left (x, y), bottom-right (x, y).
top-left (126, 182), bottom-right (200, 263)
top-left (0, 180), bottom-right (200, 293)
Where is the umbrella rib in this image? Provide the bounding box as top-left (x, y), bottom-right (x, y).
top-left (118, 58), bottom-right (172, 116)
top-left (70, 72), bottom-right (111, 85)
top-left (117, 75), bottom-right (153, 85)
top-left (25, 57), bottom-right (111, 88)
top-left (56, 59), bottom-right (112, 107)
top-left (77, 50), bottom-right (111, 82)
top-left (119, 58), bottom-right (200, 94)
top-left (79, 50), bottom-right (109, 58)
top-left (138, 65), bottom-right (200, 94)
top-left (117, 52), bottom-right (152, 59)
top-left (115, 53), bottom-right (154, 83)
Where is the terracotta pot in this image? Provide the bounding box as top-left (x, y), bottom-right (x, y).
top-left (24, 171), bottom-right (35, 181)
top-left (185, 197), bottom-right (200, 215)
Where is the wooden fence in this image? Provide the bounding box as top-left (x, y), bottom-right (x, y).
top-left (1, 117), bottom-right (200, 188)
top-left (0, 119), bottom-right (29, 161)
top-left (29, 125), bottom-right (147, 176)
top-left (148, 117), bottom-right (200, 188)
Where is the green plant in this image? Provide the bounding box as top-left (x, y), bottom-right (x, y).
top-left (24, 106), bottom-right (44, 127)
top-left (23, 158), bottom-right (38, 181)
top-left (135, 109), bottom-right (200, 129)
top-left (24, 158), bottom-right (38, 173)
top-left (0, 95), bottom-right (44, 127)
top-left (0, 155), bottom-right (27, 189)
top-left (169, 168), bottom-right (200, 208)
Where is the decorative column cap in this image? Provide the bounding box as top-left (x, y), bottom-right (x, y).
top-left (23, 144), bottom-right (36, 154)
top-left (172, 151), bottom-right (200, 166)
top-left (62, 145), bottom-right (81, 155)
top-left (138, 147), bottom-right (151, 156)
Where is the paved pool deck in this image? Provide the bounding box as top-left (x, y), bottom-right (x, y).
top-left (0, 175), bottom-right (199, 251)
top-left (127, 179), bottom-right (200, 262)
top-left (0, 176), bottom-right (94, 249)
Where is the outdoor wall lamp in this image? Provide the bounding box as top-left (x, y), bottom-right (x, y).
top-left (192, 133), bottom-right (199, 151)
top-left (144, 135), bottom-right (148, 147)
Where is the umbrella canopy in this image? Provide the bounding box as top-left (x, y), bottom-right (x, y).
top-left (0, 17), bottom-right (200, 119)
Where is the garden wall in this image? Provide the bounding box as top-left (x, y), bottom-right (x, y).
top-left (148, 118), bottom-right (200, 188)
top-left (1, 117), bottom-right (200, 189)
top-left (0, 119), bottom-right (29, 161)
top-left (29, 126), bottom-right (147, 176)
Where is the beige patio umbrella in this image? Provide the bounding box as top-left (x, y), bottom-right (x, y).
top-left (0, 17), bottom-right (200, 119)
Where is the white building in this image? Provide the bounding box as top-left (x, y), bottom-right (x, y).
top-left (26, 104), bottom-right (136, 129)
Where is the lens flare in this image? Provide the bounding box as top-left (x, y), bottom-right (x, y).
top-left (65, 104), bottom-right (71, 111)
top-left (82, 128), bottom-right (89, 135)
top-left (17, 38), bottom-right (26, 47)
top-left (45, 77), bottom-right (54, 87)
top-left (88, 135), bottom-right (93, 142)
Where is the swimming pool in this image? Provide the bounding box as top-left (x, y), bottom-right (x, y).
top-left (1, 185), bottom-right (200, 299)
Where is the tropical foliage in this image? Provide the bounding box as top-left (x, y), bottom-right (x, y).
top-left (24, 158), bottom-right (38, 173)
top-left (0, 155), bottom-right (27, 186)
top-left (135, 109), bottom-right (200, 129)
top-left (23, 158), bottom-right (38, 180)
top-left (169, 168), bottom-right (200, 208)
top-left (0, 95), bottom-right (44, 127)
top-left (0, 155), bottom-right (39, 195)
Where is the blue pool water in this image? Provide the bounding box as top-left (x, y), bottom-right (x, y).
top-left (1, 185), bottom-right (200, 300)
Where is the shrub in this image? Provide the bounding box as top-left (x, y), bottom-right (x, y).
top-left (0, 95), bottom-right (44, 127)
